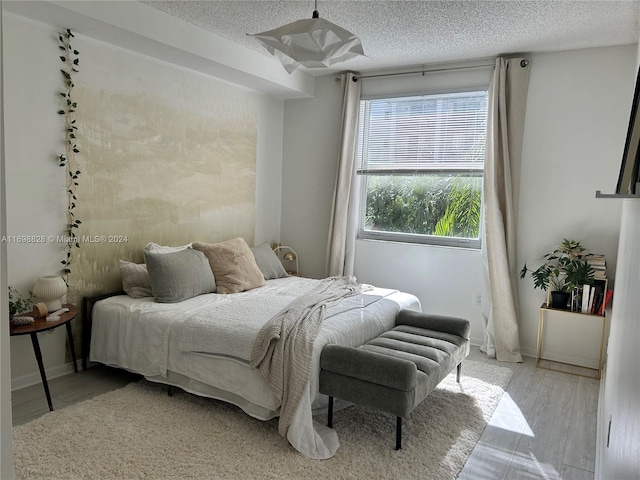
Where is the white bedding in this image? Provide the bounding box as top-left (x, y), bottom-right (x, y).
top-left (90, 276), bottom-right (421, 458)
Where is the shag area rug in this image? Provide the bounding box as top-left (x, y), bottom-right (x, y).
top-left (13, 360), bottom-right (512, 480)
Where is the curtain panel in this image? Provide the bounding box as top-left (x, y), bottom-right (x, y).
top-left (481, 57), bottom-right (530, 362)
top-left (325, 72), bottom-right (361, 277)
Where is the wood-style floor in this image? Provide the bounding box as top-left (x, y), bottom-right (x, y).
top-left (12, 347), bottom-right (598, 479)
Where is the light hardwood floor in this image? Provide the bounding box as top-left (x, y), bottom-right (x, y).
top-left (458, 349), bottom-right (598, 480)
top-left (12, 348), bottom-right (598, 479)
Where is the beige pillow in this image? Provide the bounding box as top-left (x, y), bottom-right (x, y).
top-left (193, 238), bottom-right (266, 294)
top-left (119, 260), bottom-right (153, 298)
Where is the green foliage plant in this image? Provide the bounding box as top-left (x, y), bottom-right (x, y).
top-left (434, 176), bottom-right (482, 237)
top-left (56, 28), bottom-right (81, 280)
top-left (364, 174), bottom-right (482, 238)
top-left (520, 239), bottom-right (595, 293)
top-left (8, 287), bottom-right (35, 317)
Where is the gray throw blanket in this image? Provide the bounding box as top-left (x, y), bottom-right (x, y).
top-left (250, 276), bottom-right (364, 436)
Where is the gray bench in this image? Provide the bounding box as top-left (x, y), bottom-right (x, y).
top-left (319, 309), bottom-right (471, 450)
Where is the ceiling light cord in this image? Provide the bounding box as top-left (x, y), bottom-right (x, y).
top-left (312, 0), bottom-right (319, 18)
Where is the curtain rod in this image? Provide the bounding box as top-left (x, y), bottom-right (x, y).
top-left (353, 58), bottom-right (529, 81)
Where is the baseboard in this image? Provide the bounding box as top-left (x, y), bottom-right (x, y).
top-left (595, 361), bottom-right (608, 479)
top-left (11, 362), bottom-right (76, 391)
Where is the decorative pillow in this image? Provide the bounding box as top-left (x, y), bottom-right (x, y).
top-left (144, 242), bottom-right (193, 254)
top-left (251, 242), bottom-right (288, 280)
top-left (193, 238), bottom-right (266, 294)
top-left (119, 260), bottom-right (153, 299)
top-left (144, 249), bottom-right (216, 303)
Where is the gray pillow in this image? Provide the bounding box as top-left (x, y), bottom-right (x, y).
top-left (144, 249), bottom-right (216, 303)
top-left (251, 243), bottom-right (288, 280)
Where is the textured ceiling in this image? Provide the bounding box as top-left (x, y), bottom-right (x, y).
top-left (143, 1), bottom-right (640, 75)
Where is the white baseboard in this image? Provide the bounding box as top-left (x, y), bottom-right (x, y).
top-left (595, 361), bottom-right (607, 479)
top-left (11, 362), bottom-right (76, 391)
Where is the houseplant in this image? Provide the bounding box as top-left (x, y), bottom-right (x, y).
top-left (8, 286), bottom-right (35, 318)
top-left (520, 239), bottom-right (595, 309)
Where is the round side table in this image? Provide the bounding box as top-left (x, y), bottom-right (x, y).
top-left (10, 304), bottom-right (78, 411)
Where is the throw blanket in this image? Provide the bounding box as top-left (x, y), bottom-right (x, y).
top-left (250, 276), bottom-right (366, 436)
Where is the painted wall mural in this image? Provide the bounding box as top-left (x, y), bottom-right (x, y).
top-left (70, 49), bottom-right (257, 298)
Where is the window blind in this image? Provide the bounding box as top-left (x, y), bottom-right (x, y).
top-left (357, 91), bottom-right (489, 174)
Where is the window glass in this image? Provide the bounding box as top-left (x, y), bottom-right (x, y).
top-left (357, 90), bottom-right (488, 248)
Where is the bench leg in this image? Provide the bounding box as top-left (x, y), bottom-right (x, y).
top-left (396, 417), bottom-right (402, 450)
top-left (327, 396), bottom-right (334, 428)
top-left (457, 362), bottom-right (462, 383)
top-left (167, 386), bottom-right (173, 397)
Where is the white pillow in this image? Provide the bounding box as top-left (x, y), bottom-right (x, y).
top-left (144, 242), bottom-right (192, 254)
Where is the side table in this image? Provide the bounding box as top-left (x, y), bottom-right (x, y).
top-left (10, 304), bottom-right (78, 411)
top-left (536, 303), bottom-right (607, 380)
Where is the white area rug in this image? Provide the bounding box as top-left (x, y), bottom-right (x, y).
top-left (13, 360), bottom-right (512, 480)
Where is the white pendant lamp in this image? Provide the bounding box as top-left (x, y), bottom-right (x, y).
top-left (248, 0), bottom-right (365, 73)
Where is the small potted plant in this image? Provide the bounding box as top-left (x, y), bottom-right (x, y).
top-left (8, 286), bottom-right (35, 318)
top-left (520, 239), bottom-right (595, 309)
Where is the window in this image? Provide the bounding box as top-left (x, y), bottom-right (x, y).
top-left (356, 90), bottom-right (488, 248)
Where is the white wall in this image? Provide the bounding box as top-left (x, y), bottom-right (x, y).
top-left (4, 12), bottom-right (285, 388)
top-left (596, 36), bottom-right (640, 479)
top-left (4, 14), bottom-right (71, 388)
top-left (598, 201), bottom-right (640, 479)
top-left (517, 45), bottom-right (636, 356)
top-left (0, 4), bottom-right (15, 477)
top-left (281, 75), bottom-right (343, 278)
top-left (282, 44), bottom-right (636, 353)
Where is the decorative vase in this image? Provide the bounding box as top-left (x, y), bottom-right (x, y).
top-left (550, 291), bottom-right (570, 310)
top-left (33, 276), bottom-right (67, 311)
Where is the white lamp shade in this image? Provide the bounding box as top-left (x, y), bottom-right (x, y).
top-left (249, 18), bottom-right (365, 73)
top-left (33, 276), bottom-right (67, 311)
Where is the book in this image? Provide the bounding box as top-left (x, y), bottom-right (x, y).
top-left (581, 284), bottom-right (591, 313)
top-left (587, 254), bottom-right (607, 282)
top-left (598, 290), bottom-right (614, 315)
top-left (588, 286), bottom-right (596, 313)
top-left (593, 291), bottom-right (604, 314)
top-left (589, 283), bottom-right (604, 314)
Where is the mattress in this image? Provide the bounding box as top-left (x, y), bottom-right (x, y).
top-left (90, 276), bottom-right (421, 458)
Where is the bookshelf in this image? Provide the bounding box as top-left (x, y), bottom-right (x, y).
top-left (536, 304), bottom-right (607, 379)
top-left (535, 252), bottom-right (612, 379)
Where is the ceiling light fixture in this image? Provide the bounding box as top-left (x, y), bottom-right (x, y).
top-left (248, 0), bottom-right (365, 74)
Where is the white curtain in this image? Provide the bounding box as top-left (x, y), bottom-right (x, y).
top-left (481, 57), bottom-right (530, 362)
top-left (325, 72), bottom-right (361, 277)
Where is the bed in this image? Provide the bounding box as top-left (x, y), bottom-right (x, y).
top-left (85, 240), bottom-right (421, 459)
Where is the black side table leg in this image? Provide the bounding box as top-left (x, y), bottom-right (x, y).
top-left (30, 333), bottom-right (54, 412)
top-left (65, 322), bottom-right (78, 373)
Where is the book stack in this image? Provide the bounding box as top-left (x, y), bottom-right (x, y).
top-left (587, 254), bottom-right (607, 281)
top-left (581, 254), bottom-right (611, 315)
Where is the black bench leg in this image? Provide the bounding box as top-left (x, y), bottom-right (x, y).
top-left (167, 386), bottom-right (173, 397)
top-left (396, 417), bottom-right (402, 450)
top-left (327, 396), bottom-right (334, 428)
top-left (457, 362), bottom-right (462, 383)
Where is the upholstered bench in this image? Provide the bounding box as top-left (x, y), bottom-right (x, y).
top-left (319, 309), bottom-right (471, 449)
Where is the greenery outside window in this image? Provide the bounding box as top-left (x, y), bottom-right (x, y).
top-left (357, 90), bottom-right (489, 248)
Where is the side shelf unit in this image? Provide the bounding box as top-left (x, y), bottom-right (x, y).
top-left (536, 283), bottom-right (608, 380)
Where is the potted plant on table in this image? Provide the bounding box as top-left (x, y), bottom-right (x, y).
top-left (520, 239), bottom-right (595, 310)
top-left (8, 286), bottom-right (35, 319)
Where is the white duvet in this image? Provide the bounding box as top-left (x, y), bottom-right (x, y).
top-left (90, 276), bottom-right (421, 458)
